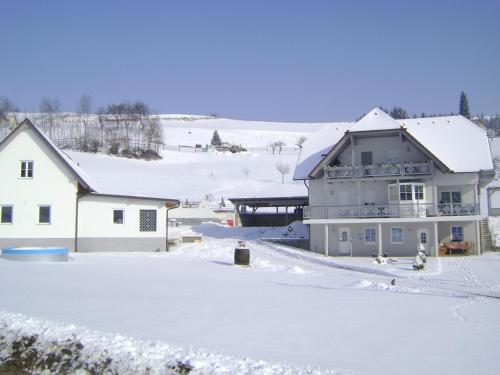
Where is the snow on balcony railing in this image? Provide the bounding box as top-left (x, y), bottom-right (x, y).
top-left (326, 162), bottom-right (433, 179)
top-left (303, 203), bottom-right (478, 219)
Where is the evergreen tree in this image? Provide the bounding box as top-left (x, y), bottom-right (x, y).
top-left (459, 91), bottom-right (470, 119)
top-left (390, 106), bottom-right (409, 119)
top-left (211, 130), bottom-right (222, 146)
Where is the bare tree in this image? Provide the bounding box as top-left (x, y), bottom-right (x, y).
top-left (96, 107), bottom-right (107, 146)
top-left (143, 115), bottom-right (163, 152)
top-left (270, 141), bottom-right (286, 154)
top-left (295, 135), bottom-right (307, 148)
top-left (275, 141), bottom-right (286, 154)
top-left (77, 94), bottom-right (93, 149)
top-left (276, 161), bottom-right (290, 184)
top-left (269, 142), bottom-right (278, 155)
top-left (0, 96), bottom-right (18, 122)
top-left (39, 97), bottom-right (60, 138)
top-left (242, 167), bottom-right (250, 179)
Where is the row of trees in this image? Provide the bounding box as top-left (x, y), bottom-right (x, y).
top-left (377, 92), bottom-right (473, 120)
top-left (25, 96), bottom-right (164, 159)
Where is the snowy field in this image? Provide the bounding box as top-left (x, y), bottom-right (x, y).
top-left (2, 224), bottom-right (500, 374)
top-left (59, 115), bottom-right (328, 201)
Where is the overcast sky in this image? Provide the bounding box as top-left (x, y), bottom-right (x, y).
top-left (1, 0), bottom-right (499, 121)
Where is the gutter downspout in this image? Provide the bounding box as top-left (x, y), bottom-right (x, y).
top-left (74, 190), bottom-right (90, 253)
top-left (166, 201), bottom-right (180, 252)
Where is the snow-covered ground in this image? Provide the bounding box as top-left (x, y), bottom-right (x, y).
top-left (2, 224), bottom-right (500, 374)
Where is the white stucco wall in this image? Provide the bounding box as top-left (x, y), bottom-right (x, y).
top-left (0, 126), bottom-right (79, 239)
top-left (77, 195), bottom-right (167, 238)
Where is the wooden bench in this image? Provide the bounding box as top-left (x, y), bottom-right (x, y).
top-left (439, 242), bottom-right (469, 255)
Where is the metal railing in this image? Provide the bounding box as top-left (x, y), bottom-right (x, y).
top-left (303, 203), bottom-right (479, 219)
top-left (326, 162), bottom-right (433, 179)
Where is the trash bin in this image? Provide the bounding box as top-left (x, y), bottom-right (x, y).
top-left (234, 245), bottom-right (250, 266)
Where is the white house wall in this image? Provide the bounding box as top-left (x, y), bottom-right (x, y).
top-left (77, 195), bottom-right (168, 252)
top-left (0, 127), bottom-right (78, 248)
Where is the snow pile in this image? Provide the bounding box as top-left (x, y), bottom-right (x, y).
top-left (0, 311), bottom-right (339, 375)
top-left (348, 279), bottom-right (422, 294)
top-left (489, 214), bottom-right (500, 247)
top-left (261, 221), bottom-right (309, 239)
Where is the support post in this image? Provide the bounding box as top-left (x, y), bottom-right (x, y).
top-left (324, 224), bottom-right (329, 256)
top-left (433, 221), bottom-right (439, 257)
top-left (475, 220), bottom-right (481, 255)
top-left (473, 184), bottom-right (479, 214)
top-left (433, 183), bottom-right (439, 216)
top-left (377, 223), bottom-right (382, 257)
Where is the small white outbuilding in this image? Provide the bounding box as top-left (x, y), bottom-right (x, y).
top-left (0, 119), bottom-right (179, 252)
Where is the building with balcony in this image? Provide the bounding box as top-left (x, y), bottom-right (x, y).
top-left (294, 108), bottom-right (494, 257)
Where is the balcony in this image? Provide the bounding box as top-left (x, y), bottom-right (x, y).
top-left (303, 203), bottom-right (479, 220)
top-left (326, 162), bottom-right (433, 179)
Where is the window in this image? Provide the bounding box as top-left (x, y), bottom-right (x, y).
top-left (1, 206), bottom-right (13, 224)
top-left (441, 191), bottom-right (461, 204)
top-left (364, 227), bottom-right (376, 243)
top-left (400, 184), bottom-right (412, 201)
top-left (419, 232), bottom-right (427, 244)
top-left (38, 206), bottom-right (51, 224)
top-left (451, 226), bottom-right (463, 242)
top-left (113, 209), bottom-right (124, 224)
top-left (139, 209), bottom-right (157, 232)
top-left (361, 151), bottom-right (373, 166)
top-left (389, 185), bottom-right (398, 202)
top-left (451, 191), bottom-right (462, 204)
top-left (391, 227), bottom-right (404, 243)
top-left (414, 185), bottom-right (424, 200)
top-left (20, 161), bottom-right (33, 178)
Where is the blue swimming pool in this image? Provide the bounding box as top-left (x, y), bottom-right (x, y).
top-left (1, 247), bottom-right (69, 262)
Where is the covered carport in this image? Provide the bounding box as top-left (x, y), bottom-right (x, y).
top-left (228, 196), bottom-right (308, 227)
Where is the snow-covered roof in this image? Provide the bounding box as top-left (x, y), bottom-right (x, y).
top-left (293, 122), bottom-right (353, 180)
top-left (294, 108), bottom-right (494, 179)
top-left (349, 108), bottom-right (401, 132)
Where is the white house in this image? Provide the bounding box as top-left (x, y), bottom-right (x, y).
top-left (294, 108), bottom-right (494, 257)
top-left (0, 119), bottom-right (179, 252)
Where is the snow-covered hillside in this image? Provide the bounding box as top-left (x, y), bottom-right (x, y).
top-left (60, 115), bottom-right (331, 201)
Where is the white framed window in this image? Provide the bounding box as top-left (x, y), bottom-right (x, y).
top-left (388, 185), bottom-right (398, 203)
top-left (400, 184), bottom-right (412, 201)
top-left (113, 209), bottom-right (124, 224)
top-left (414, 184), bottom-right (424, 200)
top-left (451, 226), bottom-right (463, 242)
top-left (391, 227), bottom-right (404, 244)
top-left (38, 205), bottom-right (51, 224)
top-left (364, 227), bottom-right (376, 244)
top-left (139, 209), bottom-right (157, 232)
top-left (20, 161), bottom-right (34, 178)
top-left (1, 206), bottom-right (13, 224)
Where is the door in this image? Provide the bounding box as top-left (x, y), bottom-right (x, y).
top-left (417, 228), bottom-right (429, 253)
top-left (440, 191), bottom-right (462, 215)
top-left (338, 227), bottom-right (352, 255)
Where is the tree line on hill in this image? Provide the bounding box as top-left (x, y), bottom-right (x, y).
top-left (0, 95), bottom-right (164, 160)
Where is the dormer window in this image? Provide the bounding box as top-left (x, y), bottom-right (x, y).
top-left (20, 161), bottom-right (34, 178)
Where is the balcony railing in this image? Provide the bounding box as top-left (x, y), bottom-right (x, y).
top-left (326, 162), bottom-right (433, 179)
top-left (303, 203), bottom-right (479, 219)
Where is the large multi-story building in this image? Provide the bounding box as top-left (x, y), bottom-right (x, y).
top-left (294, 108), bottom-right (494, 257)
